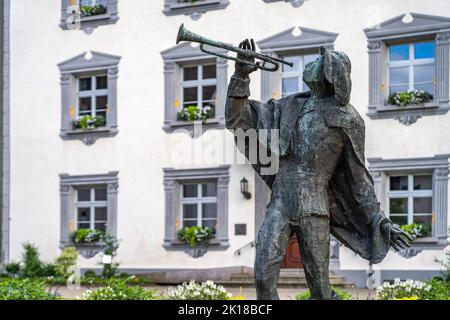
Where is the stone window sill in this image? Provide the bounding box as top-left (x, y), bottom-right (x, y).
top-left (163, 239), bottom-right (229, 250)
top-left (60, 127), bottom-right (118, 145)
top-left (367, 102), bottom-right (449, 125)
top-left (410, 237), bottom-right (447, 250)
top-left (163, 118), bottom-right (225, 137)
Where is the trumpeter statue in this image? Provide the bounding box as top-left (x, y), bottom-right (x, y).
top-left (176, 26), bottom-right (412, 300)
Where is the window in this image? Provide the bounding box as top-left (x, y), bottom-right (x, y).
top-left (181, 64), bottom-right (217, 116)
top-left (365, 13), bottom-right (450, 125)
top-left (257, 26), bottom-right (337, 101)
top-left (163, 166), bottom-right (230, 248)
top-left (280, 54), bottom-right (319, 97)
top-left (180, 182), bottom-right (218, 234)
top-left (60, 0), bottom-right (119, 32)
top-left (388, 41), bottom-right (435, 95)
top-left (388, 174), bottom-right (433, 234)
top-left (163, 0), bottom-right (230, 20)
top-left (76, 186), bottom-right (108, 231)
top-left (58, 51), bottom-right (120, 145)
top-left (368, 155), bottom-right (449, 249)
top-left (161, 43), bottom-right (228, 136)
top-left (60, 172), bottom-right (119, 247)
top-left (77, 75), bottom-right (108, 121)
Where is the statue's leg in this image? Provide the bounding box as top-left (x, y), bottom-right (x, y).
top-left (254, 207), bottom-right (291, 300)
top-left (294, 216), bottom-right (332, 300)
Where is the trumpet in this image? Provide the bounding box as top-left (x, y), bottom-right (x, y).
top-left (176, 24), bottom-right (293, 72)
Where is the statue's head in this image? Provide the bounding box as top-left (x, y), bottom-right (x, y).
top-left (303, 47), bottom-right (352, 106)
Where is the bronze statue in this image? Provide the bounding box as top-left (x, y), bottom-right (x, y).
top-left (176, 26), bottom-right (413, 300)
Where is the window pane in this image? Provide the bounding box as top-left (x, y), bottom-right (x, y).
top-left (78, 222), bottom-right (90, 230)
top-left (202, 85), bottom-right (216, 102)
top-left (414, 41), bottom-right (435, 59)
top-left (304, 54), bottom-right (319, 66)
top-left (413, 215), bottom-right (432, 234)
top-left (390, 176), bottom-right (408, 191)
top-left (79, 78), bottom-right (92, 91)
top-left (202, 65), bottom-right (216, 79)
top-left (282, 78), bottom-right (298, 95)
top-left (94, 222), bottom-right (107, 231)
top-left (390, 215), bottom-right (408, 226)
top-left (96, 95), bottom-right (108, 109)
top-left (183, 204), bottom-right (198, 219)
top-left (95, 187), bottom-right (107, 201)
top-left (183, 220), bottom-right (197, 228)
top-left (202, 203), bottom-right (217, 218)
top-left (389, 67), bottom-right (409, 85)
top-left (389, 44), bottom-right (409, 61)
top-left (413, 197), bottom-right (432, 214)
top-left (390, 198), bottom-right (408, 214)
top-left (282, 56), bottom-right (300, 72)
top-left (202, 219), bottom-right (217, 234)
top-left (95, 207), bottom-right (107, 221)
top-left (413, 175), bottom-right (432, 190)
top-left (183, 185), bottom-right (197, 198)
top-left (183, 66), bottom-right (198, 81)
top-left (389, 85), bottom-right (409, 95)
top-left (96, 76), bottom-right (107, 90)
top-left (79, 97), bottom-right (92, 113)
top-left (78, 188), bottom-right (91, 201)
top-left (414, 65), bottom-right (434, 84)
top-left (78, 208), bottom-right (90, 222)
top-left (183, 87), bottom-right (197, 104)
top-left (202, 182), bottom-right (217, 197)
top-left (414, 83), bottom-right (434, 94)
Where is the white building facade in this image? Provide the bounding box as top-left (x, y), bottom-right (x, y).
top-left (1, 0), bottom-right (449, 287)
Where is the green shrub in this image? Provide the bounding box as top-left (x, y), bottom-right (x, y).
top-left (55, 247), bottom-right (78, 277)
top-left (165, 280), bottom-right (232, 300)
top-left (84, 270), bottom-right (97, 278)
top-left (40, 263), bottom-right (58, 277)
top-left (0, 278), bottom-right (59, 300)
top-left (82, 278), bottom-right (158, 300)
top-left (5, 262), bottom-right (21, 277)
top-left (20, 243), bottom-right (44, 278)
top-left (295, 287), bottom-right (352, 300)
top-left (177, 226), bottom-right (213, 247)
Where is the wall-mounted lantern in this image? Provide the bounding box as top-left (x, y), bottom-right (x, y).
top-left (240, 177), bottom-right (252, 200)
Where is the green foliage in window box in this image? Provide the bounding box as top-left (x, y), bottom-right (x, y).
top-left (164, 280), bottom-right (232, 300)
top-left (177, 105), bottom-right (214, 122)
top-left (4, 262), bottom-right (21, 277)
top-left (295, 287), bottom-right (352, 300)
top-left (80, 4), bottom-right (107, 17)
top-left (177, 226), bottom-right (214, 247)
top-left (0, 278), bottom-right (59, 300)
top-left (388, 90), bottom-right (433, 107)
top-left (400, 223), bottom-right (431, 239)
top-left (82, 278), bottom-right (158, 300)
top-left (72, 115), bottom-right (106, 130)
top-left (70, 229), bottom-right (105, 244)
top-left (377, 278), bottom-right (449, 300)
top-left (55, 247), bottom-right (79, 277)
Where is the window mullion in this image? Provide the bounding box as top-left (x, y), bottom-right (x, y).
top-left (198, 184), bottom-right (202, 227)
top-left (408, 175), bottom-right (414, 224)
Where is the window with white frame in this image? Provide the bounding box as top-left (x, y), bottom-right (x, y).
top-left (180, 64), bottom-right (217, 119)
top-left (76, 186), bottom-right (108, 232)
top-left (180, 181), bottom-right (218, 234)
top-left (388, 41), bottom-right (435, 96)
top-left (280, 54), bottom-right (319, 97)
top-left (388, 174), bottom-right (433, 236)
top-left (77, 74), bottom-right (108, 121)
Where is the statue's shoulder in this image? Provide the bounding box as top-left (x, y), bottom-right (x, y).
top-left (322, 103), bottom-right (365, 130)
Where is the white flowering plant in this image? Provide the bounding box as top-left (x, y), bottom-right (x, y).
top-left (70, 229), bottom-right (105, 244)
top-left (177, 105), bottom-right (214, 122)
top-left (400, 223), bottom-right (430, 239)
top-left (82, 278), bottom-right (158, 300)
top-left (377, 278), bottom-right (450, 300)
top-left (165, 280), bottom-right (232, 300)
top-left (177, 226), bottom-right (214, 247)
top-left (72, 115), bottom-right (106, 130)
top-left (388, 90), bottom-right (433, 107)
